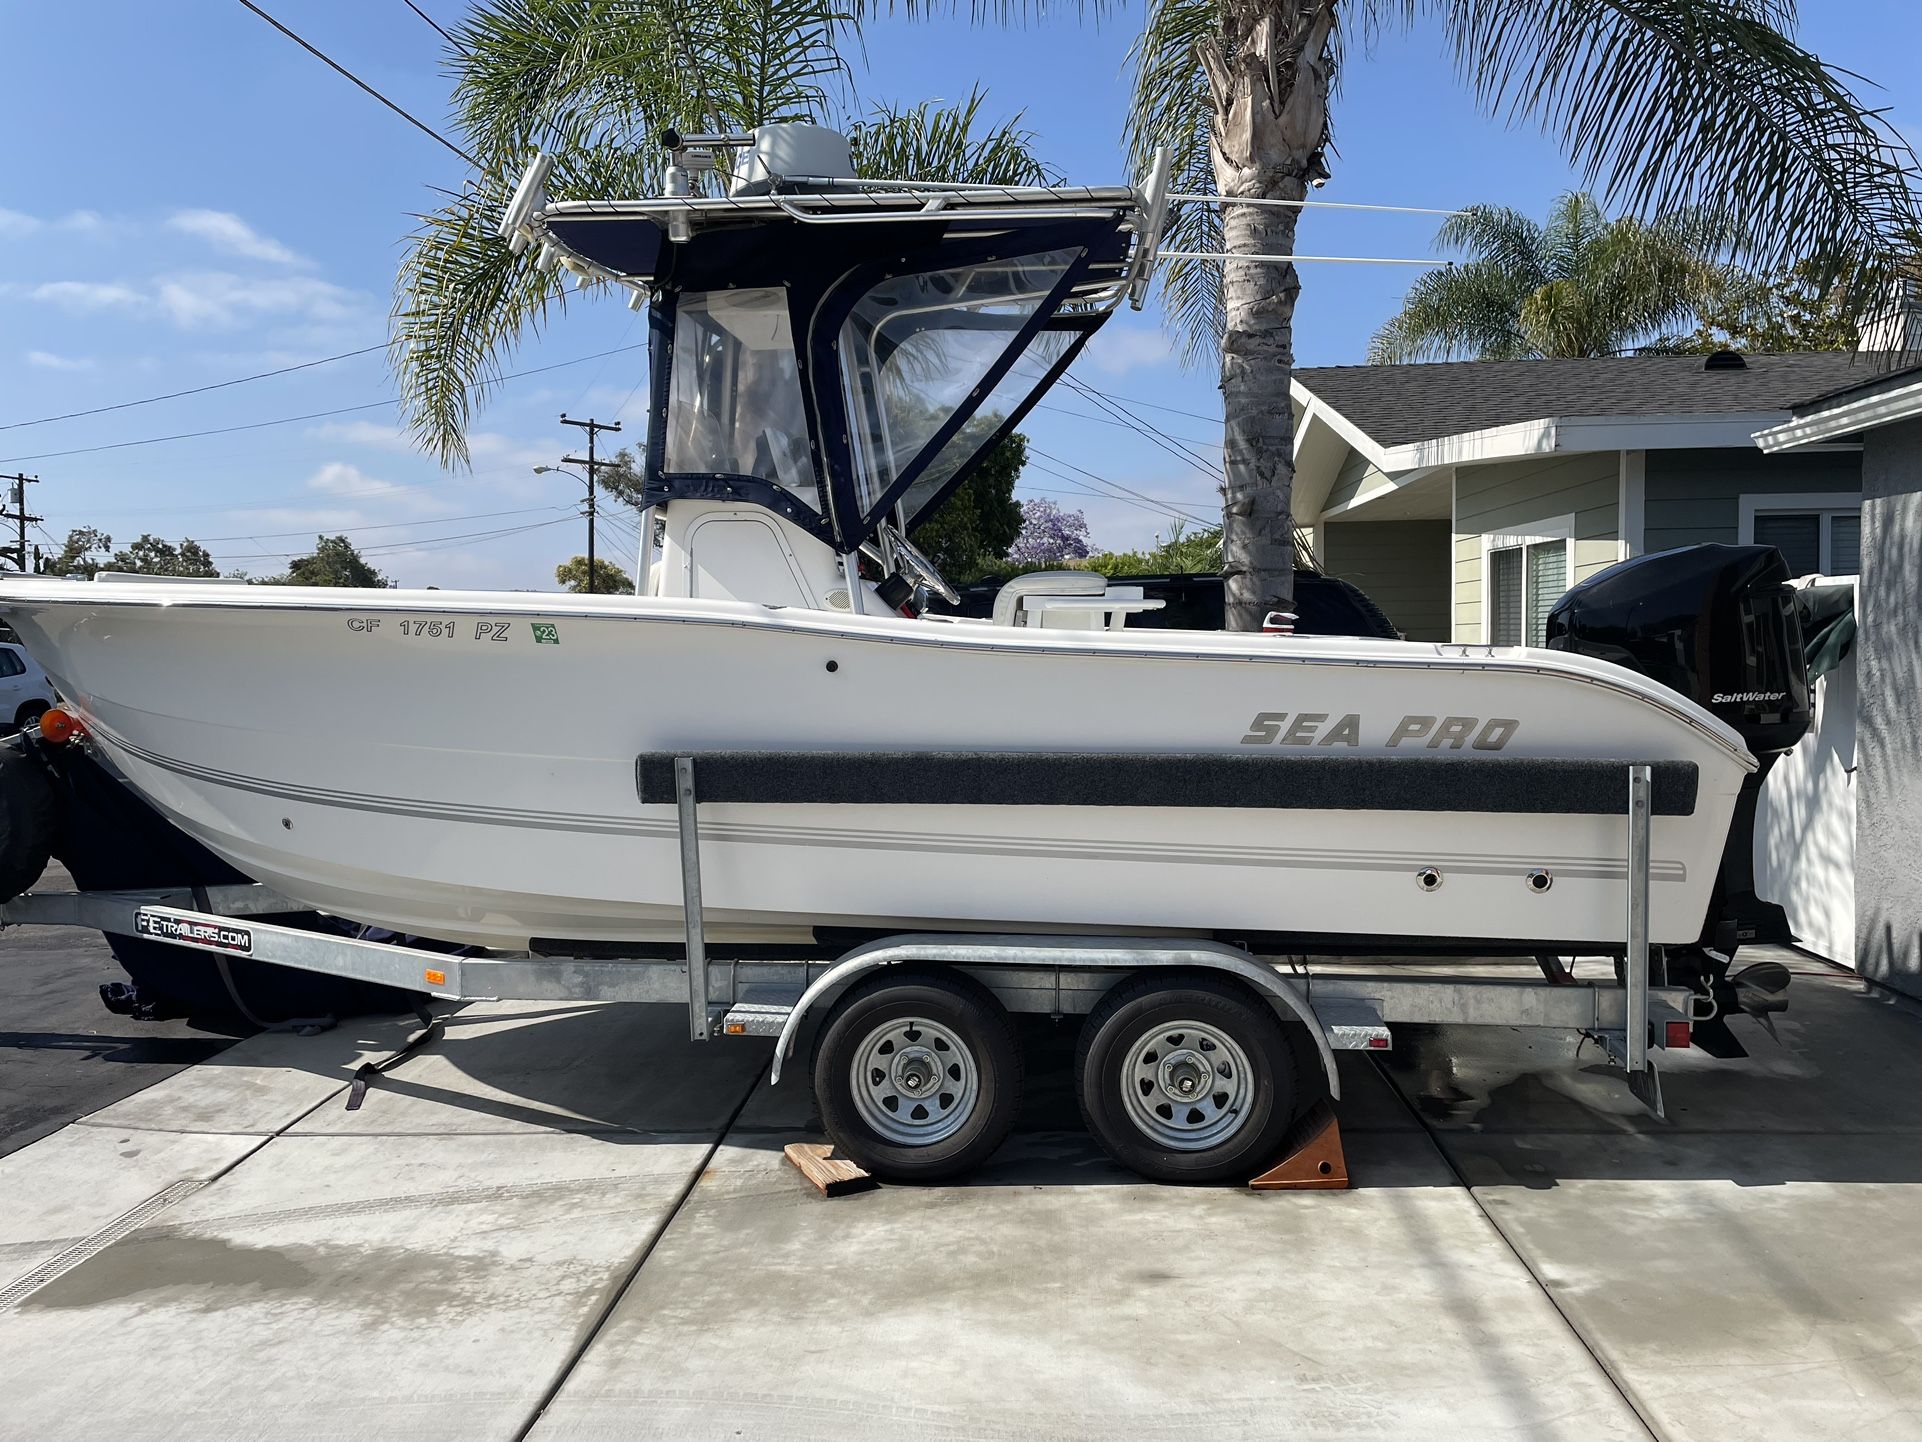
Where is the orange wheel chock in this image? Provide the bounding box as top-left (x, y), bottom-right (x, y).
top-left (1248, 1100), bottom-right (1350, 1191)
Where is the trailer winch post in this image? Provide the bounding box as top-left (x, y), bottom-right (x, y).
top-left (674, 755), bottom-right (710, 1041)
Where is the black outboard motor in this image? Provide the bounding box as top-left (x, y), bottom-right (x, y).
top-left (1545, 544), bottom-right (1811, 758)
top-left (1546, 544), bottom-right (1811, 1053)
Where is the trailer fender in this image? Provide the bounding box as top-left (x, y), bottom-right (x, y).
top-left (769, 933), bottom-right (1340, 1099)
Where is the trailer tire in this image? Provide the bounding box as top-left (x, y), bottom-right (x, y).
top-left (1076, 974), bottom-right (1298, 1184)
top-left (0, 741), bottom-right (57, 901)
top-left (812, 970), bottom-right (1021, 1183)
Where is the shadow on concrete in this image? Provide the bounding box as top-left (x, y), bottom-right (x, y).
top-left (0, 1031), bottom-right (238, 1066)
top-left (1383, 972), bottom-right (1922, 1187)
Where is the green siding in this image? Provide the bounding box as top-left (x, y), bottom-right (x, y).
top-left (1320, 519), bottom-right (1452, 641)
top-left (1643, 448), bottom-right (1861, 553)
top-left (1323, 449), bottom-right (1391, 512)
top-left (1453, 452), bottom-right (1620, 639)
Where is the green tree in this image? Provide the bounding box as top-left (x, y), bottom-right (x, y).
top-left (394, 3), bottom-right (1055, 468)
top-left (1681, 258), bottom-right (1862, 354)
top-left (1369, 193), bottom-right (1747, 361)
top-left (1089, 521), bottom-right (1224, 577)
top-left (1097, 0), bottom-right (1920, 624)
top-left (279, 536), bottom-right (390, 588)
top-left (908, 432), bottom-right (1027, 583)
top-left (555, 554), bottom-right (636, 593)
top-left (47, 527), bottom-right (114, 579)
top-left (109, 534), bottom-right (220, 578)
top-left (45, 528), bottom-right (219, 579)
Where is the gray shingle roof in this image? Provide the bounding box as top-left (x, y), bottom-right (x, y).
top-left (1294, 352), bottom-right (1880, 449)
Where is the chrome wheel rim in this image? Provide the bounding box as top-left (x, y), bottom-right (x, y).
top-left (849, 1016), bottom-right (979, 1146)
top-left (1119, 1020), bottom-right (1253, 1151)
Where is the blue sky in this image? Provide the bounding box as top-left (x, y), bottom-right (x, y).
top-left (1, 1), bottom-right (1917, 587)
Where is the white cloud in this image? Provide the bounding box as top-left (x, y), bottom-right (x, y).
top-left (26, 350), bottom-right (94, 371)
top-left (305, 420), bottom-right (417, 454)
top-left (153, 271), bottom-right (359, 330)
top-left (468, 431), bottom-right (561, 474)
top-left (166, 209), bottom-right (308, 267)
top-left (1086, 326), bottom-right (1176, 377)
top-left (28, 279), bottom-right (144, 312)
top-left (0, 209), bottom-right (38, 238)
top-left (223, 506), bottom-right (371, 531)
top-left (0, 208), bottom-right (103, 238)
top-left (306, 461), bottom-right (448, 515)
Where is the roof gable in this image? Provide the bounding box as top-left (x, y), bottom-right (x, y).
top-left (1293, 352), bottom-right (1876, 450)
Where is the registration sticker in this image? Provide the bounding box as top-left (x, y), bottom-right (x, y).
top-left (531, 622), bottom-right (560, 645)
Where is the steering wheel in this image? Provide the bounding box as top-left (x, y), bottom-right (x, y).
top-left (883, 524), bottom-right (960, 606)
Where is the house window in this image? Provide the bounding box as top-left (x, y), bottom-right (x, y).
top-left (1488, 538), bottom-right (1569, 647)
top-left (1741, 495), bottom-right (1863, 576)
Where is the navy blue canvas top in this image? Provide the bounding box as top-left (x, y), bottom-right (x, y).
top-left (547, 208), bottom-right (1135, 553)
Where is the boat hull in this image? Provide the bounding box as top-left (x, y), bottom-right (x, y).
top-left (1, 583), bottom-right (1756, 951)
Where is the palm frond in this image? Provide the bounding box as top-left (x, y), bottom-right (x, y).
top-left (398, 0), bottom-right (857, 462)
top-left (849, 88), bottom-right (1057, 185)
top-left (1369, 258), bottom-right (1536, 360)
top-left (1127, 0), bottom-right (1223, 366)
top-left (1421, 0), bottom-right (1922, 317)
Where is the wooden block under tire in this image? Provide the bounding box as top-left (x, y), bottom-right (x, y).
top-left (784, 1141), bottom-right (880, 1197)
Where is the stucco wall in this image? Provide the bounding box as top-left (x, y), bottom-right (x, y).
top-left (1856, 416), bottom-right (1922, 999)
top-left (1452, 452), bottom-right (1619, 640)
top-left (1756, 621), bottom-right (1857, 966)
top-left (1643, 447), bottom-right (1860, 553)
top-left (1320, 518), bottom-right (1452, 641)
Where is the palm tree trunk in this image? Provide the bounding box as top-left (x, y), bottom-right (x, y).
top-left (1200, 1), bottom-right (1334, 629)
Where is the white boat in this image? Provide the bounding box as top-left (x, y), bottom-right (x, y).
top-left (0, 125), bottom-right (1781, 958)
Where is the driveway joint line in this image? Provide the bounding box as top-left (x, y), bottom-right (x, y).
top-left (1372, 1054), bottom-right (1664, 1442)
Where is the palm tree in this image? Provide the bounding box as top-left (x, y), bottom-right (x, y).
top-left (1368, 191), bottom-right (1747, 362)
top-left (1107, 1), bottom-right (1921, 626)
top-left (394, 0), bottom-right (1056, 467)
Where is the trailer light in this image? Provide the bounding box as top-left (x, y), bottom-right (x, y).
top-left (424, 968), bottom-right (447, 987)
top-left (1665, 1020), bottom-right (1691, 1049)
top-left (724, 1021), bottom-right (747, 1035)
top-left (1367, 1036), bottom-right (1390, 1049)
top-left (38, 708), bottom-right (85, 744)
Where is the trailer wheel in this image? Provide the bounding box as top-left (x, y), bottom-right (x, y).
top-left (1076, 974), bottom-right (1298, 1184)
top-left (812, 970), bottom-right (1021, 1183)
top-left (0, 741), bottom-right (57, 902)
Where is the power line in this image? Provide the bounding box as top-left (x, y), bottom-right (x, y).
top-left (220, 515), bottom-right (570, 562)
top-left (1033, 400), bottom-right (1221, 450)
top-left (1061, 375), bottom-right (1217, 473)
top-left (233, 0), bottom-right (478, 167)
top-left (194, 504), bottom-right (568, 544)
top-left (1025, 445), bottom-right (1214, 526)
top-left (0, 345), bottom-right (387, 434)
top-left (0, 343), bottom-right (649, 465)
top-left (400, 0), bottom-right (460, 48)
top-left (1021, 460), bottom-right (1210, 529)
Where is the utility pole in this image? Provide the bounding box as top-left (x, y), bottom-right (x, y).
top-left (560, 414), bottom-right (622, 595)
top-left (0, 474), bottom-right (41, 573)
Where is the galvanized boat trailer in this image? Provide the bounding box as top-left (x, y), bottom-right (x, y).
top-left (1, 760), bottom-right (1697, 1186)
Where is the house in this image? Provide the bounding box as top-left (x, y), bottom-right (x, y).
top-left (1290, 351), bottom-right (1878, 644)
top-left (1756, 363), bottom-right (1922, 1001)
top-left (1292, 348), bottom-right (1922, 980)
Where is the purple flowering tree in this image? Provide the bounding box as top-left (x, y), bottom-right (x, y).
top-left (1009, 500), bottom-right (1091, 567)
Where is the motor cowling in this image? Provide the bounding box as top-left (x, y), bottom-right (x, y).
top-left (1544, 543), bottom-right (1811, 757)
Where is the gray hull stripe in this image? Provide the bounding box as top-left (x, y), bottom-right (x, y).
top-left (103, 731), bottom-right (1685, 884)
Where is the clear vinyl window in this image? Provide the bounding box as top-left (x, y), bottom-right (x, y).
top-left (837, 249), bottom-right (1080, 522)
top-left (664, 287), bottom-right (815, 502)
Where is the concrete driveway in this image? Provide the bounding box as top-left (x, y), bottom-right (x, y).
top-left (3, 955), bottom-right (1920, 1442)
